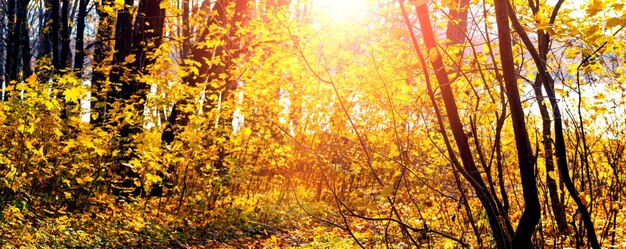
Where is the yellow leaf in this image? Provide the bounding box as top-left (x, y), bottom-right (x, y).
top-left (26, 125), bottom-right (35, 134)
top-left (242, 127), bottom-right (253, 137)
top-left (95, 147), bottom-right (106, 156)
top-left (124, 54), bottom-right (136, 64)
top-left (44, 100), bottom-right (55, 110)
top-left (189, 66), bottom-right (199, 76)
top-left (585, 0), bottom-right (603, 16)
top-left (53, 128), bottom-right (63, 138)
top-left (607, 17), bottom-right (626, 28)
top-left (64, 87), bottom-right (83, 103)
top-left (24, 141), bottom-right (34, 150)
top-left (380, 186), bottom-right (394, 197)
top-left (6, 166), bottom-right (17, 180)
top-left (146, 173), bottom-right (162, 184)
top-left (25, 74), bottom-right (37, 85)
top-left (16, 82), bottom-right (28, 91)
top-left (547, 171), bottom-right (556, 179)
top-left (114, 0), bottom-right (124, 9)
top-left (76, 175), bottom-right (94, 185)
top-left (103, 5), bottom-right (114, 15)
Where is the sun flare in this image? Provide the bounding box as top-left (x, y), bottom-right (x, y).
top-left (318, 0), bottom-right (369, 22)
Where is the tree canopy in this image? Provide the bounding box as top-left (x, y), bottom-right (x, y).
top-left (0, 0), bottom-right (625, 248)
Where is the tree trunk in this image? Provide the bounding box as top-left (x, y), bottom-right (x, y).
top-left (60, 0), bottom-right (71, 69)
top-left (412, 3), bottom-right (513, 248)
top-left (109, 0), bottom-right (133, 100)
top-left (505, 2), bottom-right (600, 247)
top-left (17, 0), bottom-right (31, 78)
top-left (117, 0), bottom-right (165, 143)
top-left (111, 0), bottom-right (166, 196)
top-left (534, 25), bottom-right (568, 233)
top-left (493, 0), bottom-right (541, 247)
top-left (37, 1), bottom-right (52, 60)
top-left (180, 0), bottom-right (191, 60)
top-left (445, 0), bottom-right (469, 45)
top-left (49, 0), bottom-right (61, 69)
top-left (91, 0), bottom-right (114, 125)
top-left (4, 0), bottom-right (18, 86)
top-left (534, 78), bottom-right (568, 233)
top-left (162, 0), bottom-right (251, 145)
top-left (0, 10), bottom-right (5, 82)
top-left (74, 0), bottom-right (89, 74)
top-left (3, 0), bottom-right (31, 100)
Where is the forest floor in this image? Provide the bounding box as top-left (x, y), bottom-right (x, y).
top-left (0, 192), bottom-right (359, 248)
top-left (200, 228), bottom-right (353, 248)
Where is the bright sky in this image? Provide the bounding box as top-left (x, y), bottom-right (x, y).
top-left (318, 0), bottom-right (370, 22)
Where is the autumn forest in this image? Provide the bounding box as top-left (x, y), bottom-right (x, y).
top-left (0, 0), bottom-right (625, 248)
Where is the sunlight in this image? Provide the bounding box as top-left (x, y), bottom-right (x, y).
top-left (318, 0), bottom-right (369, 22)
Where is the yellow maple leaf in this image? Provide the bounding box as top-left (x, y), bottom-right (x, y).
top-left (63, 87), bottom-right (83, 103)
top-left (585, 0), bottom-right (604, 16)
top-left (146, 173), bottom-right (162, 184)
top-left (102, 4), bottom-right (114, 15)
top-left (114, 0), bottom-right (124, 9)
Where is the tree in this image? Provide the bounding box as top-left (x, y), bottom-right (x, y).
top-left (73, 0), bottom-right (89, 74)
top-left (0, 0), bottom-right (624, 247)
top-left (493, 0), bottom-right (540, 247)
top-left (108, 0), bottom-right (166, 196)
top-left (91, 0), bottom-right (114, 125)
top-left (162, 0), bottom-right (252, 145)
top-left (400, 1), bottom-right (519, 247)
top-left (505, 1), bottom-right (601, 246)
top-left (0, 2), bottom-right (5, 82)
top-left (4, 0), bottom-right (31, 96)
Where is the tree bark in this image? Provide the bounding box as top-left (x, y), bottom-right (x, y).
top-left (111, 0), bottom-right (166, 196)
top-left (180, 0), bottom-right (191, 61)
top-left (493, 0), bottom-right (541, 248)
top-left (60, 0), bottom-right (71, 69)
top-left (37, 1), bottom-right (52, 60)
top-left (505, 2), bottom-right (600, 247)
top-left (533, 26), bottom-right (568, 233)
top-left (445, 0), bottom-right (469, 45)
top-left (117, 0), bottom-right (165, 141)
top-left (4, 0), bottom-right (18, 85)
top-left (18, 0), bottom-right (31, 78)
top-left (48, 0), bottom-right (61, 69)
top-left (411, 2), bottom-right (513, 248)
top-left (74, 0), bottom-right (89, 74)
top-left (109, 0), bottom-right (133, 99)
top-left (0, 9), bottom-right (5, 81)
top-left (3, 0), bottom-right (31, 100)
